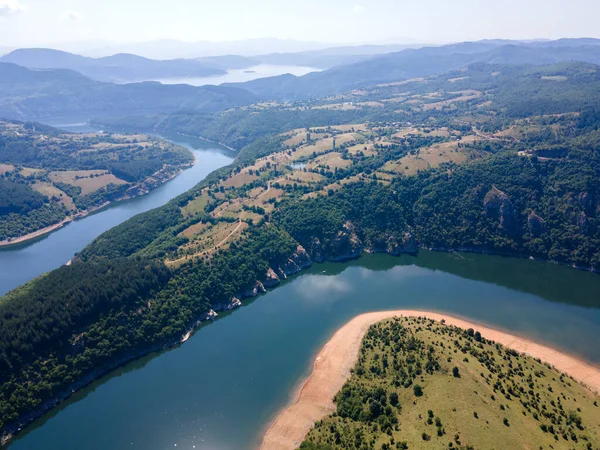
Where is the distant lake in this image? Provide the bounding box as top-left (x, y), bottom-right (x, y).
top-left (151, 64), bottom-right (321, 86)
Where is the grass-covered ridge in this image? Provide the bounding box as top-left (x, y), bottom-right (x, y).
top-left (300, 317), bottom-right (600, 450)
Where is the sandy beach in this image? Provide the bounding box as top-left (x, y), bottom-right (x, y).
top-left (260, 310), bottom-right (600, 450)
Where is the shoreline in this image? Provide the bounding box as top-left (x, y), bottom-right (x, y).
top-left (0, 162), bottom-right (194, 250)
top-left (260, 310), bottom-right (600, 450)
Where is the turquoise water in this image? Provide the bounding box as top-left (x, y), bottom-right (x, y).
top-left (0, 131), bottom-right (233, 296)
top-left (7, 251), bottom-right (600, 450)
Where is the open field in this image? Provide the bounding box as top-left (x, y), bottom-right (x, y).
top-left (261, 311), bottom-right (600, 450)
top-left (31, 182), bottom-right (76, 210)
top-left (383, 138), bottom-right (478, 175)
top-left (0, 164), bottom-right (14, 174)
top-left (48, 170), bottom-right (128, 194)
top-left (19, 167), bottom-right (45, 177)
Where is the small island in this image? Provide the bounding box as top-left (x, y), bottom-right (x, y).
top-left (0, 120), bottom-right (194, 246)
top-left (261, 312), bottom-right (600, 450)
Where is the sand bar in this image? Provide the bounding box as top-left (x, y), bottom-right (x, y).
top-left (260, 310), bottom-right (600, 450)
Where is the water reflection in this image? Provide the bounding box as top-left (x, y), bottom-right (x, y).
top-left (8, 252), bottom-right (600, 450)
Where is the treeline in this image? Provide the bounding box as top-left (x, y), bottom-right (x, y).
top-left (110, 160), bottom-right (163, 182)
top-left (275, 146), bottom-right (599, 268)
top-left (0, 225), bottom-right (299, 431)
top-left (275, 182), bottom-right (409, 256)
top-left (0, 204), bottom-right (67, 241)
top-left (0, 179), bottom-right (46, 215)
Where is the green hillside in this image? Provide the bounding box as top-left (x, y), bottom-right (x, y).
top-left (1, 61), bottom-right (600, 441)
top-left (301, 317), bottom-right (600, 450)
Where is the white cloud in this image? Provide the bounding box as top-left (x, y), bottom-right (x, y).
top-left (0, 0), bottom-right (26, 17)
top-left (59, 8), bottom-right (82, 21)
top-left (352, 5), bottom-right (364, 14)
top-left (294, 275), bottom-right (351, 302)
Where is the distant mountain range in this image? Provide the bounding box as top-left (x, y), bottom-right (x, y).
top-left (79, 38), bottom-right (352, 59)
top-left (228, 38), bottom-right (600, 99)
top-left (0, 43), bottom-right (425, 84)
top-left (0, 62), bottom-right (257, 120)
top-left (2, 38), bottom-right (600, 122)
top-left (0, 49), bottom-right (225, 83)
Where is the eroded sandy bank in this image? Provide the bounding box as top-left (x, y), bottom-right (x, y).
top-left (260, 310), bottom-right (600, 450)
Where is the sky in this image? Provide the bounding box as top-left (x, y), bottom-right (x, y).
top-left (1, 0), bottom-right (600, 50)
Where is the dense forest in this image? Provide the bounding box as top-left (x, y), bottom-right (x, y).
top-left (0, 226), bottom-right (299, 431)
top-left (1, 60), bottom-right (600, 441)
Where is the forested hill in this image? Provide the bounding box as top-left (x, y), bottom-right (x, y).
top-left (227, 40), bottom-right (600, 100)
top-left (0, 63), bottom-right (257, 121)
top-left (0, 120), bottom-right (193, 243)
top-left (0, 48), bottom-right (225, 83)
top-left (1, 61), bottom-right (600, 442)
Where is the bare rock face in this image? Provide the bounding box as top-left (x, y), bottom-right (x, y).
top-left (277, 245), bottom-right (312, 278)
top-left (575, 211), bottom-right (589, 234)
top-left (227, 298), bottom-right (242, 310)
top-left (262, 267), bottom-right (280, 288)
top-left (309, 237), bottom-right (325, 263)
top-left (327, 221), bottom-right (364, 262)
top-left (484, 187), bottom-right (518, 235)
top-left (527, 211), bottom-right (547, 237)
top-left (578, 192), bottom-right (594, 214)
top-left (211, 297), bottom-right (241, 312)
top-left (385, 233), bottom-right (418, 255)
top-left (401, 233), bottom-right (418, 254)
top-left (241, 281), bottom-right (266, 298)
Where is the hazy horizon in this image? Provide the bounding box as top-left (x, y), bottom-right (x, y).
top-left (1, 0), bottom-right (599, 56)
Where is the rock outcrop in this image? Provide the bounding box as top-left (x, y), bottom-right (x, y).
top-left (309, 237), bottom-right (325, 263)
top-left (276, 245), bottom-right (312, 279)
top-left (327, 221), bottom-right (364, 262)
top-left (484, 186), bottom-right (518, 235)
top-left (262, 268), bottom-right (281, 288)
top-left (575, 212), bottom-right (589, 234)
top-left (527, 211), bottom-right (547, 237)
top-left (385, 233), bottom-right (418, 255)
top-left (260, 245), bottom-right (312, 286)
top-left (241, 281), bottom-right (267, 298)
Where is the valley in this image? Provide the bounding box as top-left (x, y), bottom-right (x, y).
top-left (1, 38), bottom-right (600, 450)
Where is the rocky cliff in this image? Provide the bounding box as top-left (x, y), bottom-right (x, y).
top-left (484, 186), bottom-right (518, 235)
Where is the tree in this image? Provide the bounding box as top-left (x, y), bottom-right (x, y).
top-left (389, 392), bottom-right (399, 407)
top-left (413, 385), bottom-right (423, 397)
top-left (452, 367), bottom-right (460, 378)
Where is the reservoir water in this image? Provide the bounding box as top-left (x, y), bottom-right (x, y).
top-left (6, 251), bottom-right (600, 450)
top-left (0, 131), bottom-right (234, 296)
top-left (151, 64), bottom-right (320, 86)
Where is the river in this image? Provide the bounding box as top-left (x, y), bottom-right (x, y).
top-left (6, 250), bottom-right (600, 450)
top-left (0, 130), bottom-right (234, 296)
